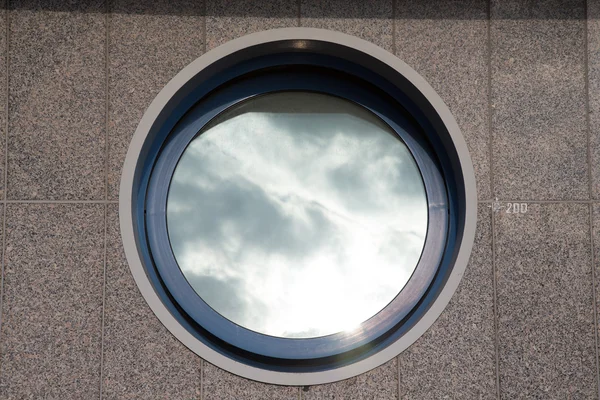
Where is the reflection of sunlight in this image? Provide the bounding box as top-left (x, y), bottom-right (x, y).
top-left (167, 92), bottom-right (428, 338)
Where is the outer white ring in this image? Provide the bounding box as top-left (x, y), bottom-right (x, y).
top-left (119, 28), bottom-right (477, 386)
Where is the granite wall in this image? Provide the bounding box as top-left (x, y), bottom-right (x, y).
top-left (0, 0), bottom-right (597, 398)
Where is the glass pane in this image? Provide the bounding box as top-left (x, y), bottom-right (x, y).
top-left (167, 92), bottom-right (428, 339)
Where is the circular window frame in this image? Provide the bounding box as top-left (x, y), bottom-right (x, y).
top-left (146, 72), bottom-right (448, 360)
top-left (120, 28), bottom-right (477, 385)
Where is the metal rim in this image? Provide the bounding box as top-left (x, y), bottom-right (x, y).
top-left (144, 69), bottom-right (448, 362)
top-left (120, 27), bottom-right (477, 385)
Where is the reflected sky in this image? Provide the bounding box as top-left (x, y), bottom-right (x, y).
top-left (167, 92), bottom-right (428, 338)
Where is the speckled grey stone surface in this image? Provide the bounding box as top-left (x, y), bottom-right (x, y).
top-left (203, 362), bottom-right (299, 400)
top-left (0, 204), bottom-right (103, 399)
top-left (1, 2), bottom-right (599, 399)
top-left (0, 5), bottom-right (6, 200)
top-left (595, 204), bottom-right (600, 248)
top-left (594, 202), bottom-right (600, 387)
top-left (206, 0), bottom-right (297, 51)
top-left (490, 0), bottom-right (587, 200)
top-left (395, 1), bottom-right (490, 201)
top-left (8, 1), bottom-right (105, 200)
top-left (108, 0), bottom-right (204, 200)
top-left (397, 204), bottom-right (495, 399)
top-left (495, 203), bottom-right (596, 398)
top-left (301, 0), bottom-right (393, 52)
top-left (102, 204), bottom-right (201, 399)
top-left (301, 359), bottom-right (397, 399)
top-left (589, 1), bottom-right (600, 199)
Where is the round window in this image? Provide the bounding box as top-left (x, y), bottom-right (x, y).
top-left (120, 28), bottom-right (477, 385)
top-left (168, 91), bottom-right (429, 339)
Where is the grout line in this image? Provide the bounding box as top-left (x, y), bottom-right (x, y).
top-left (589, 203), bottom-right (600, 400)
top-left (297, 0), bottom-right (301, 27)
top-left (3, 199), bottom-right (598, 205)
top-left (99, 203), bottom-right (108, 400)
top-left (2, 199), bottom-right (118, 204)
top-left (487, 1), bottom-right (495, 206)
top-left (486, 0), bottom-right (501, 398)
top-left (586, 0), bottom-right (594, 202)
top-left (0, 0), bottom-right (9, 374)
top-left (3, 0), bottom-right (7, 205)
top-left (0, 199), bottom-right (597, 205)
top-left (397, 354), bottom-right (401, 399)
top-left (586, 0), bottom-right (600, 389)
top-left (479, 199), bottom-right (599, 204)
top-left (104, 0), bottom-right (110, 213)
top-left (99, 2), bottom-right (110, 399)
top-left (199, 358), bottom-right (203, 400)
top-left (490, 206), bottom-right (501, 400)
top-left (392, 0), bottom-right (396, 55)
top-left (203, 0), bottom-right (207, 54)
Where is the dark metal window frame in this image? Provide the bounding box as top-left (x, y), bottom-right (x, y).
top-left (144, 63), bottom-right (449, 365)
top-left (119, 28), bottom-right (477, 385)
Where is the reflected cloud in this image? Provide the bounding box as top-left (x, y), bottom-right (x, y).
top-left (183, 272), bottom-right (270, 329)
top-left (167, 92), bottom-right (428, 338)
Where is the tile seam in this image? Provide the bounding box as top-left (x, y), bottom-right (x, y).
top-left (586, 0), bottom-right (594, 201)
top-left (0, 0), bottom-right (9, 383)
top-left (396, 355), bottom-right (401, 400)
top-left (1, 200), bottom-right (118, 204)
top-left (203, 0), bottom-right (206, 55)
top-left (99, 203), bottom-right (108, 400)
top-left (99, 1), bottom-right (110, 398)
top-left (479, 199), bottom-right (597, 204)
top-left (491, 206), bottom-right (501, 400)
top-left (3, 0), bottom-right (7, 203)
top-left (392, 0), bottom-right (396, 56)
top-left (487, 1), bottom-right (495, 207)
top-left (584, 1), bottom-right (600, 397)
top-left (104, 0), bottom-right (110, 211)
top-left (0, 199), bottom-right (596, 205)
top-left (590, 203), bottom-right (600, 400)
top-left (199, 358), bottom-right (203, 400)
top-left (487, 0), bottom-right (501, 398)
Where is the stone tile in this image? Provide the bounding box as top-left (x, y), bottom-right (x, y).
top-left (596, 203), bottom-right (600, 258)
top-left (594, 202), bottom-right (600, 390)
top-left (495, 203), bottom-right (596, 398)
top-left (0, 5), bottom-right (6, 200)
top-left (301, 0), bottom-right (393, 51)
top-left (8, 1), bottom-right (105, 200)
top-left (590, 1), bottom-right (600, 199)
top-left (203, 362), bottom-right (299, 400)
top-left (395, 1), bottom-right (490, 200)
top-left (301, 359), bottom-right (397, 400)
top-left (491, 0), bottom-right (587, 200)
top-left (397, 204), bottom-right (495, 399)
top-left (0, 204), bottom-right (104, 399)
top-left (102, 204), bottom-right (201, 399)
top-left (206, 0), bottom-right (297, 51)
top-left (108, 0), bottom-right (204, 200)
